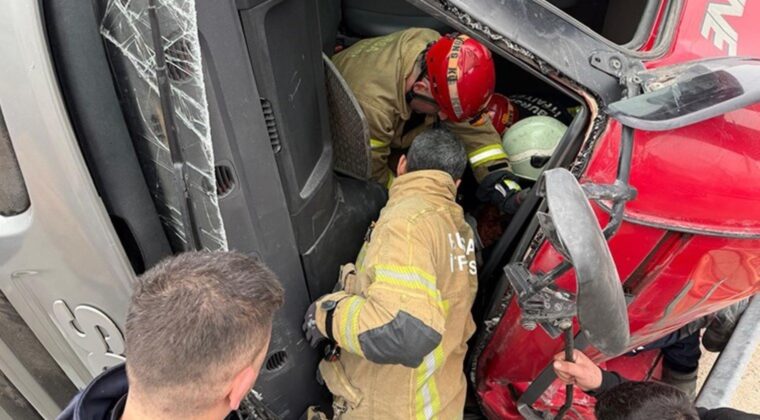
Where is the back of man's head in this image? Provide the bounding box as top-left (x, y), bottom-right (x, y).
top-left (406, 128), bottom-right (467, 180)
top-left (124, 251), bottom-right (284, 416)
top-left (595, 381), bottom-right (700, 420)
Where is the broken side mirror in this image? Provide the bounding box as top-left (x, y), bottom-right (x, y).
top-left (507, 168), bottom-right (629, 420)
top-left (506, 168), bottom-right (629, 355)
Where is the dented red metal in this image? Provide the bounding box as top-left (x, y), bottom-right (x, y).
top-left (478, 0), bottom-right (760, 417)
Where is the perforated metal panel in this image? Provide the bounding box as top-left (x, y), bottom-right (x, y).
top-left (323, 54), bottom-right (371, 180)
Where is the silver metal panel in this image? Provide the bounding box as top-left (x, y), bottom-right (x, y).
top-left (0, 1), bottom-right (138, 415)
top-left (696, 295), bottom-right (760, 409)
top-left (0, 339), bottom-right (58, 418)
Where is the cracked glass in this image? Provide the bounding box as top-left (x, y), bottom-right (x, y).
top-left (100, 0), bottom-right (227, 251)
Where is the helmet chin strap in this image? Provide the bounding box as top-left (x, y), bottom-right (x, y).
top-left (406, 48), bottom-right (437, 108)
top-left (406, 91), bottom-right (439, 107)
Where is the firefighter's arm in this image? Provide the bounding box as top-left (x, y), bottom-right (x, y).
top-left (447, 119), bottom-right (528, 214)
top-left (316, 218), bottom-right (445, 368)
top-left (362, 101), bottom-right (396, 188)
top-left (445, 118), bottom-right (512, 183)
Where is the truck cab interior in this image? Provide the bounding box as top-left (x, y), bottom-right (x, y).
top-left (42, 0), bottom-right (660, 417)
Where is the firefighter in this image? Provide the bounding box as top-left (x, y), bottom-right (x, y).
top-left (302, 129), bottom-right (478, 419)
top-left (58, 252), bottom-right (284, 420)
top-left (332, 28), bottom-right (526, 215)
top-left (500, 115), bottom-right (567, 182)
top-left (485, 93), bottom-right (519, 136)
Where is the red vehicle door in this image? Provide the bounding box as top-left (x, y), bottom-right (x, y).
top-left (471, 0), bottom-right (760, 417)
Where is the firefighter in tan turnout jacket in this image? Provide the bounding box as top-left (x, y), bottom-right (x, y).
top-left (303, 130), bottom-right (478, 419)
top-left (332, 27), bottom-right (526, 215)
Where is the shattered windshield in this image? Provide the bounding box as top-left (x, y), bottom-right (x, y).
top-left (100, 0), bottom-right (227, 251)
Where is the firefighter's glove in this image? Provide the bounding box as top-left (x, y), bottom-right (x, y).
top-left (477, 171), bottom-right (529, 215)
top-left (302, 301), bottom-right (327, 348)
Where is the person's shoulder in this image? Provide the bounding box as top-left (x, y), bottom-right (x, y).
top-left (697, 407), bottom-right (760, 420)
top-left (56, 364), bottom-right (129, 420)
top-left (356, 95), bottom-right (397, 119)
top-left (56, 393), bottom-right (81, 420)
top-left (386, 199), bottom-right (459, 236)
top-left (400, 27), bottom-right (441, 42)
top-left (379, 197), bottom-right (437, 225)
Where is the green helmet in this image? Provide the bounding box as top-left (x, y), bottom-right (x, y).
top-left (502, 116), bottom-right (567, 181)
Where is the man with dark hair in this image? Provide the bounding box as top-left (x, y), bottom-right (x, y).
top-left (552, 350), bottom-right (759, 420)
top-left (303, 129), bottom-right (478, 418)
top-left (594, 381), bottom-right (699, 420)
top-left (403, 128), bottom-right (468, 179)
top-left (59, 251), bottom-right (285, 420)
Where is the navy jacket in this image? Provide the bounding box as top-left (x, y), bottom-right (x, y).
top-left (56, 364), bottom-right (249, 420)
top-left (57, 364), bottom-right (128, 420)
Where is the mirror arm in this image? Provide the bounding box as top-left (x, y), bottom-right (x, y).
top-left (594, 67), bottom-right (640, 237)
top-left (602, 124), bottom-right (635, 239)
top-left (524, 260), bottom-right (572, 300)
top-left (517, 331), bottom-right (590, 420)
top-left (554, 326), bottom-right (575, 420)
top-left (596, 74), bottom-right (641, 238)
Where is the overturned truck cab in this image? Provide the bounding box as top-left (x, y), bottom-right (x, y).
top-left (1, 0), bottom-right (759, 418)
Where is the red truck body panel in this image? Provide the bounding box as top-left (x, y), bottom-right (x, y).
top-left (478, 1), bottom-right (760, 417)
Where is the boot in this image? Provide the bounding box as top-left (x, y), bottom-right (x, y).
top-left (702, 298), bottom-right (750, 352)
top-left (661, 366), bottom-right (697, 400)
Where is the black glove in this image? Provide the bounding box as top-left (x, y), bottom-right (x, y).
top-left (302, 301), bottom-right (327, 348)
top-left (476, 171), bottom-right (530, 215)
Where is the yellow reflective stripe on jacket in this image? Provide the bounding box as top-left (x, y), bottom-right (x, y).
top-left (468, 144), bottom-right (508, 168)
top-left (374, 265), bottom-right (439, 301)
top-left (340, 296), bottom-right (366, 355)
top-left (415, 345), bottom-right (445, 420)
top-left (414, 301), bottom-right (449, 419)
top-left (370, 138), bottom-right (390, 149)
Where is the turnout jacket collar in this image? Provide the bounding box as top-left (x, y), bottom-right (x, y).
top-left (388, 170), bottom-right (457, 204)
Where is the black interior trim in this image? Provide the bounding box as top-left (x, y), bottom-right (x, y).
top-left (42, 0), bottom-right (172, 273)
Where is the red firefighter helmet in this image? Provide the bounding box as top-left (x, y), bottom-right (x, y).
top-left (486, 93), bottom-right (519, 135)
top-left (425, 34), bottom-right (496, 122)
